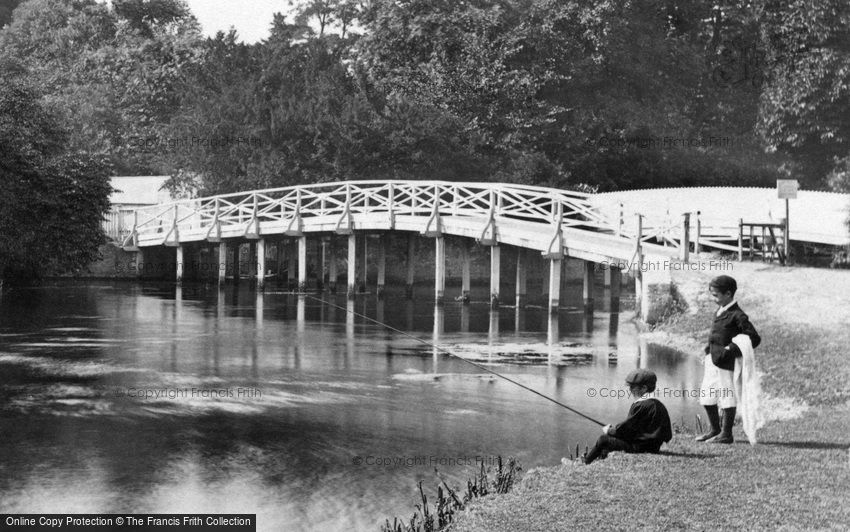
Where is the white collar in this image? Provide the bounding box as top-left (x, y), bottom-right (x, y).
top-left (716, 300), bottom-right (737, 316)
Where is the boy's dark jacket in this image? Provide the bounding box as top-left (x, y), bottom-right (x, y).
top-left (705, 303), bottom-right (761, 370)
top-left (608, 398), bottom-right (672, 451)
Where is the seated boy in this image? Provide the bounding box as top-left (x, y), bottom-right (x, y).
top-left (583, 369), bottom-right (672, 464)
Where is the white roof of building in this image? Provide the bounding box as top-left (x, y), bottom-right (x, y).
top-left (110, 176), bottom-right (173, 206)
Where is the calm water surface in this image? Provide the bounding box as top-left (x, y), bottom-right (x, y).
top-left (0, 282), bottom-right (703, 531)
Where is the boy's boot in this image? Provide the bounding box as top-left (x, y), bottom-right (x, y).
top-left (695, 405), bottom-right (721, 441)
top-left (707, 407), bottom-right (735, 444)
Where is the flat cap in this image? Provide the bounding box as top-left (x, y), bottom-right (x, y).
top-left (625, 369), bottom-right (657, 388)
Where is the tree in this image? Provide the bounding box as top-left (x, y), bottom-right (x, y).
top-left (0, 0), bottom-right (203, 175)
top-left (758, 0), bottom-right (850, 189)
top-left (0, 78), bottom-right (112, 284)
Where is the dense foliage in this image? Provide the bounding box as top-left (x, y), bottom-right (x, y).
top-left (0, 78), bottom-right (112, 283)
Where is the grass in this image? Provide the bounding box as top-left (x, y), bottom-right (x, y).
top-left (445, 261), bottom-right (850, 531)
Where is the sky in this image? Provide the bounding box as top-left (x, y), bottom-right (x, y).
top-left (184, 0), bottom-right (287, 43)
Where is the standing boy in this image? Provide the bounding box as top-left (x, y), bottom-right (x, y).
top-left (583, 369), bottom-right (672, 464)
top-left (695, 275), bottom-right (761, 444)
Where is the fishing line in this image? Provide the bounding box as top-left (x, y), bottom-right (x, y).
top-left (304, 294), bottom-right (605, 427)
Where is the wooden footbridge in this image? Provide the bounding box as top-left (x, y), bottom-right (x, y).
top-left (117, 180), bottom-right (702, 312)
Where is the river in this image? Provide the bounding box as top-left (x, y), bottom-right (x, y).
top-left (0, 282), bottom-right (703, 531)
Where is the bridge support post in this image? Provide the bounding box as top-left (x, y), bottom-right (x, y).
top-left (548, 258), bottom-right (562, 313)
top-left (377, 235), bottom-right (387, 298)
top-left (406, 234), bottom-right (415, 299)
top-left (347, 233), bottom-right (357, 299)
top-left (490, 245), bottom-right (500, 309)
top-left (328, 238), bottom-right (338, 294)
top-left (434, 236), bottom-right (445, 304)
top-left (318, 238), bottom-right (326, 291)
top-left (360, 235), bottom-right (368, 293)
top-left (515, 248), bottom-right (527, 308)
top-left (256, 239), bottom-right (266, 290)
top-left (175, 245), bottom-right (184, 285)
top-left (217, 242), bottom-right (227, 286)
top-left (297, 236), bottom-right (307, 292)
top-left (608, 267), bottom-right (621, 313)
top-left (583, 261), bottom-right (595, 312)
top-left (461, 241), bottom-right (471, 304)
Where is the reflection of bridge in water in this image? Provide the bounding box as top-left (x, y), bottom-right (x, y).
top-left (122, 181), bottom-right (689, 320)
top-left (187, 287), bottom-right (640, 372)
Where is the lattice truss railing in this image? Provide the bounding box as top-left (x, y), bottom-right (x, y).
top-left (122, 180), bottom-right (620, 249)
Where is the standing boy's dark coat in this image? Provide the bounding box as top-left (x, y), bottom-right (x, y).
top-left (704, 303), bottom-right (761, 371)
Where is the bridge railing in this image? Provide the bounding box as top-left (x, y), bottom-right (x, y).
top-left (127, 181), bottom-right (618, 246)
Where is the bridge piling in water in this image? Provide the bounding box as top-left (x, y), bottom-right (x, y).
top-left (548, 258), bottom-right (562, 313)
top-left (515, 248), bottom-right (527, 308)
top-left (256, 239), bottom-right (266, 290)
top-left (175, 245), bottom-right (184, 285)
top-left (460, 241), bottom-right (471, 304)
top-left (434, 236), bottom-right (446, 304)
top-left (359, 234), bottom-right (367, 293)
top-left (217, 242), bottom-right (226, 286)
top-left (489, 245), bottom-right (500, 309)
top-left (582, 261), bottom-right (594, 312)
top-left (347, 233), bottom-right (357, 299)
top-left (328, 238), bottom-right (338, 293)
top-left (376, 235), bottom-right (387, 298)
top-left (405, 234), bottom-right (415, 299)
top-left (297, 236), bottom-right (307, 292)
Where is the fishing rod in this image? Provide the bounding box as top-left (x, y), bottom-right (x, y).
top-left (304, 294), bottom-right (605, 427)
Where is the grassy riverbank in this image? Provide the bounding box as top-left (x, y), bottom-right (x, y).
top-left (448, 261), bottom-right (850, 531)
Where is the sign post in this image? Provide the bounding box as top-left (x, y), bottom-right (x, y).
top-left (776, 179), bottom-right (798, 263)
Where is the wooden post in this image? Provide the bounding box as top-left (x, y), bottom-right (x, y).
top-left (434, 236), bottom-right (445, 304)
top-left (347, 233), bottom-right (357, 299)
top-left (377, 234), bottom-right (387, 298)
top-left (217, 242), bottom-right (227, 286)
top-left (490, 245), bottom-right (500, 309)
top-left (784, 198), bottom-right (790, 264)
top-left (461, 240), bottom-right (471, 303)
top-left (750, 224), bottom-right (755, 261)
top-left (359, 234), bottom-right (368, 292)
top-left (583, 260), bottom-right (594, 312)
top-left (738, 218), bottom-right (744, 261)
top-left (680, 212), bottom-right (690, 262)
top-left (175, 245), bottom-right (184, 285)
top-left (695, 211), bottom-right (702, 255)
top-left (609, 266), bottom-right (621, 313)
top-left (328, 238), bottom-right (338, 294)
top-left (297, 236), bottom-right (307, 292)
top-left (761, 226), bottom-right (766, 262)
top-left (515, 248), bottom-right (527, 308)
top-left (406, 233), bottom-right (415, 299)
top-left (548, 258), bottom-right (562, 313)
top-left (256, 238), bottom-right (266, 290)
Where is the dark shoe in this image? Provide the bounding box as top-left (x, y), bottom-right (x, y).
top-left (695, 430), bottom-right (721, 442)
top-left (707, 407), bottom-right (736, 444)
top-left (695, 405), bottom-right (721, 442)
